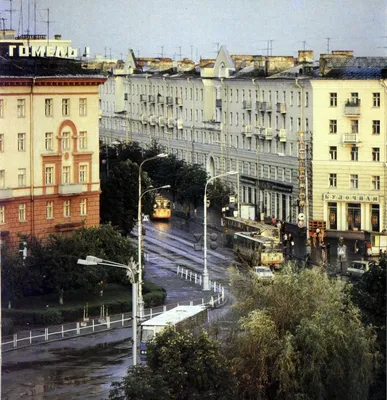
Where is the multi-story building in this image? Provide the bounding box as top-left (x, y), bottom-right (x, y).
top-left (0, 33), bottom-right (105, 246)
top-left (99, 46), bottom-right (387, 248)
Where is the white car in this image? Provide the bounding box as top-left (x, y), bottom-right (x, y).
top-left (254, 266), bottom-right (274, 279)
top-left (347, 261), bottom-right (375, 278)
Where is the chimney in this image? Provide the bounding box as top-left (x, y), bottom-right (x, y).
top-left (54, 34), bottom-right (62, 40)
top-left (297, 50), bottom-right (314, 63)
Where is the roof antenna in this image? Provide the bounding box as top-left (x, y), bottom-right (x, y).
top-left (5, 0), bottom-right (16, 30)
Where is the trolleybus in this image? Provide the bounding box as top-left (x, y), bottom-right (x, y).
top-left (152, 195), bottom-right (171, 220)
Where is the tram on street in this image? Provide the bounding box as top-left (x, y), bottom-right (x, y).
top-left (233, 231), bottom-right (284, 268)
top-left (140, 305), bottom-right (208, 360)
top-left (152, 195), bottom-right (171, 220)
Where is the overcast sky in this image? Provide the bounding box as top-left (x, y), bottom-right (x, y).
top-left (3, 0), bottom-right (387, 60)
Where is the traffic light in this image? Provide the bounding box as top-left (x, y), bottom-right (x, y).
top-left (19, 241), bottom-right (27, 260)
top-left (209, 233), bottom-right (218, 250)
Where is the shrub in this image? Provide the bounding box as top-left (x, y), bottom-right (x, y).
top-left (144, 290), bottom-right (167, 308)
top-left (41, 309), bottom-right (64, 325)
top-left (2, 318), bottom-right (14, 335)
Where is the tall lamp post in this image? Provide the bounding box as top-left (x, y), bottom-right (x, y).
top-left (77, 256), bottom-right (139, 365)
top-left (137, 153), bottom-right (168, 319)
top-left (203, 171), bottom-right (238, 291)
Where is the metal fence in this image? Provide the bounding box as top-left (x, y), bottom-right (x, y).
top-left (2, 267), bottom-right (226, 352)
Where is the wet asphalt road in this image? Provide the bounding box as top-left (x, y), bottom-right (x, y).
top-left (2, 217), bottom-right (234, 399)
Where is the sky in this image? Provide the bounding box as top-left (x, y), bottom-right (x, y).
top-left (2, 0), bottom-right (387, 60)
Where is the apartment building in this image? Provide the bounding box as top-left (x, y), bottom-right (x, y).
top-left (99, 47), bottom-right (387, 244)
top-left (0, 34), bottom-right (105, 246)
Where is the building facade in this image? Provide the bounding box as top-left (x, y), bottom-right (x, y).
top-left (99, 47), bottom-right (387, 244)
top-left (0, 35), bottom-right (105, 246)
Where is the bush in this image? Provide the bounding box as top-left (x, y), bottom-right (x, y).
top-left (2, 318), bottom-right (14, 336)
top-left (144, 290), bottom-right (167, 308)
top-left (41, 309), bottom-right (64, 325)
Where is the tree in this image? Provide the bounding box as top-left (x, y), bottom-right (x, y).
top-left (225, 266), bottom-right (376, 400)
top-left (109, 327), bottom-right (236, 400)
top-left (351, 258), bottom-right (386, 400)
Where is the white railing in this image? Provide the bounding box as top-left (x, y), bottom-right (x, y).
top-left (2, 267), bottom-right (226, 352)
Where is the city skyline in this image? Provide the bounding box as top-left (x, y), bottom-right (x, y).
top-left (1, 0), bottom-right (386, 60)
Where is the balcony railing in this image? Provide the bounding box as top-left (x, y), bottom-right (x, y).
top-left (158, 96), bottom-right (164, 104)
top-left (243, 100), bottom-right (252, 110)
top-left (343, 133), bottom-right (360, 143)
top-left (176, 119), bottom-right (183, 129)
top-left (344, 99), bottom-right (361, 116)
top-left (265, 128), bottom-right (273, 140)
top-left (0, 188), bottom-right (13, 200)
top-left (176, 97), bottom-right (183, 107)
top-left (216, 99), bottom-right (222, 108)
top-left (167, 117), bottom-right (174, 128)
top-left (159, 116), bottom-right (165, 126)
top-left (276, 103), bottom-right (287, 113)
top-left (279, 128), bottom-right (287, 142)
top-left (148, 95), bottom-right (155, 103)
top-left (140, 94), bottom-right (147, 102)
top-left (243, 125), bottom-right (252, 137)
top-left (166, 96), bottom-right (173, 105)
top-left (141, 114), bottom-right (148, 124)
top-left (149, 115), bottom-right (157, 125)
top-left (58, 184), bottom-right (83, 195)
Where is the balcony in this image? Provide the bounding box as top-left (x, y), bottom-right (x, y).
top-left (158, 96), bottom-right (164, 104)
top-left (58, 184), bottom-right (83, 195)
top-left (141, 114), bottom-right (148, 124)
top-left (216, 99), bottom-right (222, 108)
top-left (149, 115), bottom-right (157, 125)
top-left (265, 102), bottom-right (272, 112)
top-left (276, 103), bottom-right (287, 113)
top-left (243, 99), bottom-right (252, 110)
top-left (203, 120), bottom-right (221, 131)
top-left (176, 97), bottom-right (183, 107)
top-left (343, 133), bottom-right (360, 144)
top-left (166, 96), bottom-right (173, 106)
top-left (265, 128), bottom-right (273, 140)
top-left (0, 188), bottom-right (13, 200)
top-left (159, 116), bottom-right (165, 126)
top-left (243, 125), bottom-right (252, 137)
top-left (344, 99), bottom-right (361, 116)
top-left (140, 94), bottom-right (147, 102)
top-left (176, 119), bottom-right (183, 129)
top-left (148, 95), bottom-right (155, 103)
top-left (167, 117), bottom-right (174, 128)
top-left (279, 129), bottom-right (287, 142)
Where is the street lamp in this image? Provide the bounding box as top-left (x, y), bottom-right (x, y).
top-left (137, 153), bottom-right (168, 319)
top-left (77, 256), bottom-right (139, 365)
top-left (203, 171), bottom-right (238, 291)
top-left (138, 183), bottom-right (170, 320)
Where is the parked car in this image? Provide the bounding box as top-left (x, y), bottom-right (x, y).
top-left (254, 266), bottom-right (274, 279)
top-left (347, 260), bottom-right (376, 278)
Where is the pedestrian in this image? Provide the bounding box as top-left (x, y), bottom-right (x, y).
top-left (320, 241), bottom-right (327, 265)
top-left (283, 233), bottom-right (288, 248)
top-left (354, 240), bottom-right (359, 254)
top-left (326, 242), bottom-right (331, 260)
top-left (365, 240), bottom-right (372, 257)
top-left (288, 234), bottom-right (294, 256)
top-left (271, 215), bottom-right (277, 225)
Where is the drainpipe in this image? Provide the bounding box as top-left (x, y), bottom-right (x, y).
top-left (379, 79), bottom-right (387, 231)
top-left (252, 78), bottom-right (261, 217)
top-left (30, 78), bottom-right (36, 238)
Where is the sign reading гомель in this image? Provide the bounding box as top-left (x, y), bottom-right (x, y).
top-left (323, 193), bottom-right (379, 203)
top-left (8, 45), bottom-right (90, 58)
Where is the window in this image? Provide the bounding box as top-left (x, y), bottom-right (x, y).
top-left (330, 93), bottom-right (337, 107)
top-left (372, 176), bottom-right (380, 190)
top-left (351, 120), bottom-right (359, 134)
top-left (329, 146), bottom-right (337, 160)
top-left (0, 205), bottom-right (4, 224)
top-left (18, 204), bottom-right (26, 222)
top-left (79, 164), bottom-right (88, 183)
top-left (372, 147), bottom-right (380, 162)
top-left (373, 92), bottom-right (380, 107)
top-left (350, 146), bottom-right (358, 161)
top-left (329, 120), bottom-right (337, 134)
top-left (79, 131), bottom-right (87, 149)
top-left (45, 166), bottom-right (54, 185)
top-left (236, 89), bottom-right (239, 103)
top-left (0, 133), bottom-right (3, 151)
top-left (329, 173), bottom-right (337, 188)
top-left (46, 201), bottom-right (54, 219)
top-left (229, 89), bottom-right (233, 102)
top-left (0, 170), bottom-right (5, 188)
top-left (305, 92), bottom-right (309, 107)
top-left (17, 99), bottom-right (26, 117)
top-left (80, 199), bottom-right (87, 216)
top-left (0, 99), bottom-right (3, 117)
top-left (290, 91), bottom-right (293, 106)
top-left (18, 168), bottom-right (26, 186)
top-left (45, 132), bottom-right (53, 151)
top-left (350, 174), bottom-right (358, 189)
top-left (229, 112), bottom-right (233, 125)
top-left (351, 92), bottom-right (359, 103)
top-left (62, 132), bottom-right (70, 150)
top-left (372, 120), bottom-right (380, 135)
top-left (63, 200), bottom-right (71, 217)
top-left (18, 133), bottom-right (26, 151)
top-left (297, 91), bottom-right (301, 106)
top-left (62, 98), bottom-right (70, 116)
top-left (79, 98), bottom-right (87, 116)
top-left (45, 98), bottom-right (53, 116)
top-left (62, 166), bottom-right (71, 184)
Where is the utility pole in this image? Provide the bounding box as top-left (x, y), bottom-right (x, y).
top-left (190, 44), bottom-right (193, 61)
top-left (160, 45), bottom-right (164, 58)
top-left (5, 0), bottom-right (15, 30)
top-left (326, 37), bottom-right (331, 53)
